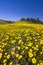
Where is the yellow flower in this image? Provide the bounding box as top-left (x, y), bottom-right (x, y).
top-left (5, 52), bottom-right (7, 55)
top-left (40, 52), bottom-right (43, 55)
top-left (0, 53), bottom-right (2, 59)
top-left (0, 48), bottom-right (2, 51)
top-left (22, 50), bottom-right (24, 53)
top-left (29, 49), bottom-right (33, 52)
top-left (40, 62), bottom-right (43, 65)
top-left (21, 42), bottom-right (24, 45)
top-left (18, 40), bottom-right (22, 44)
top-left (36, 45), bottom-right (39, 47)
top-left (10, 62), bottom-right (13, 65)
top-left (11, 40), bottom-right (16, 43)
top-left (29, 52), bottom-right (33, 58)
top-left (2, 45), bottom-right (5, 48)
top-left (18, 55), bottom-right (22, 59)
top-left (40, 40), bottom-right (43, 45)
top-left (34, 47), bottom-right (38, 51)
top-left (32, 58), bottom-right (36, 64)
top-left (25, 46), bottom-right (28, 49)
top-left (11, 51), bottom-right (15, 55)
top-left (3, 59), bottom-right (7, 63)
top-left (35, 39), bottom-right (37, 41)
top-left (3, 63), bottom-right (6, 65)
top-left (18, 46), bottom-right (20, 50)
top-left (16, 54), bottom-right (19, 58)
top-left (37, 63), bottom-right (39, 65)
top-left (28, 43), bottom-right (32, 47)
top-left (7, 54), bottom-right (10, 59)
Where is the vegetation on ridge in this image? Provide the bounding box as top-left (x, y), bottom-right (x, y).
top-left (20, 17), bottom-right (43, 24)
top-left (0, 17), bottom-right (43, 24)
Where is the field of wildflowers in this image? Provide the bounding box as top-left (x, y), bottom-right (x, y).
top-left (0, 23), bottom-right (43, 65)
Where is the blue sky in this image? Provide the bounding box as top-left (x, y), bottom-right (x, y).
top-left (0, 0), bottom-right (43, 21)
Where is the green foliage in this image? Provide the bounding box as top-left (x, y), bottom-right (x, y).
top-left (20, 18), bottom-right (26, 21)
top-left (20, 17), bottom-right (43, 24)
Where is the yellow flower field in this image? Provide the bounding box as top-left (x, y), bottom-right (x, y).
top-left (0, 23), bottom-right (43, 65)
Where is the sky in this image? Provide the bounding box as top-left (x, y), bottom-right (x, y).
top-left (0, 0), bottom-right (43, 21)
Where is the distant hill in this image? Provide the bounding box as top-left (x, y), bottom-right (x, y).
top-left (20, 18), bottom-right (43, 24)
top-left (0, 17), bottom-right (43, 24)
top-left (0, 20), bottom-right (12, 24)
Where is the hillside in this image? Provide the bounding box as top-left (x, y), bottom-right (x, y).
top-left (0, 18), bottom-right (43, 24)
top-left (0, 19), bottom-right (12, 24)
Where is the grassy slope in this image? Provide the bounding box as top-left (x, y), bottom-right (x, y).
top-left (0, 20), bottom-right (12, 24)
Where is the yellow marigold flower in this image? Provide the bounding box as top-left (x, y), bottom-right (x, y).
top-left (32, 58), bottom-right (36, 64)
top-left (10, 62), bottom-right (13, 65)
top-left (37, 63), bottom-right (39, 65)
top-left (11, 51), bottom-right (15, 55)
top-left (22, 50), bottom-right (24, 53)
top-left (18, 40), bottom-right (22, 44)
top-left (3, 63), bottom-right (6, 65)
top-left (7, 54), bottom-right (10, 59)
top-left (40, 52), bottom-right (43, 55)
top-left (2, 45), bottom-right (4, 48)
top-left (11, 40), bottom-right (16, 43)
top-left (28, 43), bottom-right (32, 47)
top-left (35, 39), bottom-right (37, 41)
top-left (16, 54), bottom-right (19, 58)
top-left (5, 52), bottom-right (7, 55)
top-left (2, 43), bottom-right (4, 44)
top-left (21, 42), bottom-right (24, 45)
top-left (18, 46), bottom-right (20, 50)
top-left (0, 48), bottom-right (2, 51)
top-left (0, 53), bottom-right (2, 59)
top-left (34, 47), bottom-right (38, 51)
top-left (29, 52), bottom-right (33, 58)
top-left (29, 49), bottom-right (33, 52)
top-left (3, 59), bottom-right (7, 63)
top-left (18, 55), bottom-right (22, 60)
top-left (40, 62), bottom-right (43, 65)
top-left (25, 34), bottom-right (27, 36)
top-left (40, 40), bottom-right (43, 45)
top-left (0, 46), bottom-right (1, 47)
top-left (36, 45), bottom-right (39, 47)
top-left (25, 46), bottom-right (28, 49)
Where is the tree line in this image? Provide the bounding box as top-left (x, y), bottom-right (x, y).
top-left (20, 17), bottom-right (43, 24)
